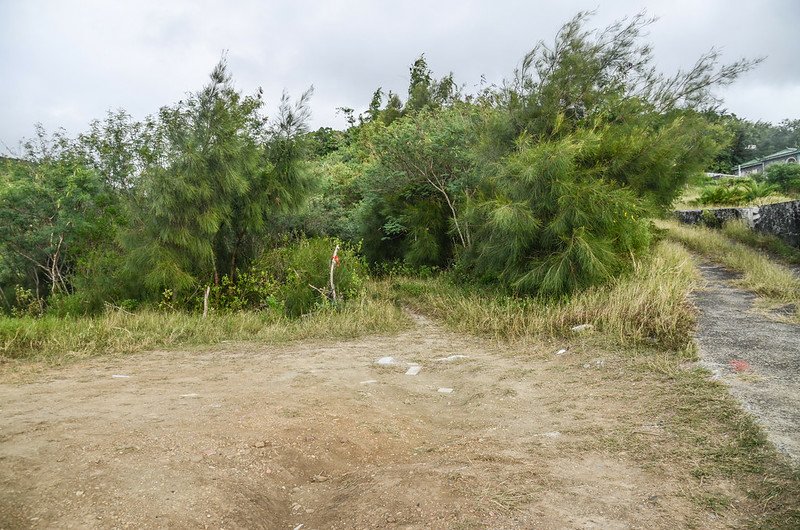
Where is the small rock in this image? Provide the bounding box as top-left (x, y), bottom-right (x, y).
top-left (555, 349), bottom-right (568, 356)
top-left (75, 490), bottom-right (84, 497)
top-left (435, 355), bottom-right (467, 362)
top-left (359, 380), bottom-right (378, 385)
top-left (571, 324), bottom-right (594, 333)
top-left (405, 365), bottom-right (422, 376)
top-left (437, 387), bottom-right (454, 394)
top-left (180, 393), bottom-right (200, 398)
top-left (111, 374), bottom-right (130, 379)
top-left (311, 474), bottom-right (329, 483)
top-left (254, 441), bottom-right (266, 448)
top-left (375, 356), bottom-right (396, 366)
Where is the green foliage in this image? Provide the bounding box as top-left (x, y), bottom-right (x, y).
top-left (123, 59), bottom-right (314, 297)
top-left (764, 163), bottom-right (800, 193)
top-left (11, 286), bottom-right (43, 318)
top-left (0, 12), bottom-right (768, 315)
top-left (465, 133), bottom-right (651, 296)
top-left (281, 145), bottom-right (367, 242)
top-left (206, 270), bottom-right (280, 313)
top-left (256, 238), bottom-right (367, 317)
top-left (709, 116), bottom-right (800, 172)
top-left (0, 152), bottom-right (118, 296)
top-left (696, 178), bottom-right (778, 206)
top-left (358, 104), bottom-right (480, 267)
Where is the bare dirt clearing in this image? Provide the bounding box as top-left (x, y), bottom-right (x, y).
top-left (0, 314), bottom-right (769, 529)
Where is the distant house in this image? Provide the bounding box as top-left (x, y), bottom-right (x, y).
top-left (735, 147), bottom-right (800, 176)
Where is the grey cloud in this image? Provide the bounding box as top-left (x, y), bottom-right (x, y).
top-left (1, 0), bottom-right (798, 151)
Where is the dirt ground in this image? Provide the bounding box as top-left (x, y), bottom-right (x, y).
top-left (0, 313), bottom-right (743, 529)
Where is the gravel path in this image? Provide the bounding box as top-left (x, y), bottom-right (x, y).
top-left (693, 263), bottom-right (800, 463)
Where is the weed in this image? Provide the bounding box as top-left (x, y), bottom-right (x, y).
top-left (0, 291), bottom-right (410, 362)
top-left (386, 241), bottom-right (698, 350)
top-left (722, 220), bottom-right (800, 266)
top-left (660, 220), bottom-right (800, 310)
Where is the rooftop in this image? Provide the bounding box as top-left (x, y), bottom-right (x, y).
top-left (737, 147), bottom-right (800, 169)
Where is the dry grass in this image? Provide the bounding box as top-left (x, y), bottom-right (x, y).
top-left (672, 183), bottom-right (795, 211)
top-left (660, 220), bottom-right (800, 311)
top-left (722, 220), bottom-right (800, 266)
top-left (0, 294), bottom-right (410, 363)
top-left (387, 240), bottom-right (698, 351)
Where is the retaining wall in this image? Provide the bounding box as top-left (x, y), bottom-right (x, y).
top-left (674, 200), bottom-right (800, 247)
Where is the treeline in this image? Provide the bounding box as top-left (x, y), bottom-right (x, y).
top-left (0, 12), bottom-right (762, 316)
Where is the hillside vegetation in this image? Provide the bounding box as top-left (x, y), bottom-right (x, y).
top-left (0, 12), bottom-right (758, 324)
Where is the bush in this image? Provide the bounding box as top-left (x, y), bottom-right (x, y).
top-left (464, 133), bottom-right (652, 297)
top-left (256, 237), bottom-right (368, 317)
top-left (696, 178), bottom-right (778, 206)
top-left (206, 270), bottom-right (281, 313)
top-left (764, 163), bottom-right (800, 194)
top-left (11, 286), bottom-right (43, 318)
top-left (46, 293), bottom-right (91, 317)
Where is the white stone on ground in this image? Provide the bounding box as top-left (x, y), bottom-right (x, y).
top-left (435, 355), bottom-right (468, 362)
top-left (375, 356), bottom-right (397, 366)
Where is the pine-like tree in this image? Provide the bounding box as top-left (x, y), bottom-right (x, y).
top-left (124, 59), bottom-right (313, 298)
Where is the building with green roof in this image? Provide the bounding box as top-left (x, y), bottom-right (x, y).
top-left (735, 147), bottom-right (800, 176)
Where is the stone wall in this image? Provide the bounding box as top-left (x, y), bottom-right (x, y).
top-left (674, 199), bottom-right (800, 247)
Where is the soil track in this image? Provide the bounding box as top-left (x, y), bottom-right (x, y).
top-left (0, 314), bottom-right (737, 529)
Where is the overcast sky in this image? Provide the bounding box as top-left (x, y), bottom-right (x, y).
top-left (1, 0), bottom-right (799, 152)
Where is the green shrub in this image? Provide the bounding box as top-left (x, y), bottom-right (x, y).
top-left (696, 178), bottom-right (778, 207)
top-left (464, 133), bottom-right (652, 296)
top-left (764, 163), bottom-right (800, 194)
top-left (46, 293), bottom-right (90, 317)
top-left (257, 237), bottom-right (368, 317)
top-left (206, 270), bottom-right (281, 313)
top-left (11, 286), bottom-right (42, 318)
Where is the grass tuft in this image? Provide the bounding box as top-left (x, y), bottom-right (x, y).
top-left (659, 220), bottom-right (800, 310)
top-left (387, 240), bottom-right (698, 350)
top-left (722, 220), bottom-right (800, 266)
top-left (0, 293), bottom-right (410, 363)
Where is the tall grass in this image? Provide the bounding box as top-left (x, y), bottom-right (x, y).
top-left (0, 295), bottom-right (410, 362)
top-left (388, 240), bottom-right (698, 350)
top-left (722, 219), bottom-right (800, 266)
top-left (660, 220), bottom-right (800, 304)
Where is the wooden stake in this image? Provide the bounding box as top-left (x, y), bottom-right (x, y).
top-left (202, 286), bottom-right (210, 318)
top-left (329, 245), bottom-right (340, 303)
